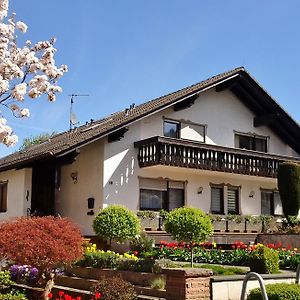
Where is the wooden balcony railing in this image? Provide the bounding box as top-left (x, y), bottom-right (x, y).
top-left (134, 136), bottom-right (300, 178)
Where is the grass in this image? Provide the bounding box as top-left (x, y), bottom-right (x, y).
top-left (173, 262), bottom-right (247, 276)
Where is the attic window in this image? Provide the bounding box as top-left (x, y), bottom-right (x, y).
top-left (164, 120), bottom-right (180, 139)
top-left (164, 119), bottom-right (206, 142)
top-left (235, 133), bottom-right (268, 153)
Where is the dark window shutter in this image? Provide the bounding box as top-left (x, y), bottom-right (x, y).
top-left (227, 188), bottom-right (239, 214)
top-left (211, 187), bottom-right (223, 214)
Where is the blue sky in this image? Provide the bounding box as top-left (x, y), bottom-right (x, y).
top-left (1, 0), bottom-right (300, 157)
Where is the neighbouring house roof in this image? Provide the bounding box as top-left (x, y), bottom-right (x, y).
top-left (0, 67), bottom-right (299, 171)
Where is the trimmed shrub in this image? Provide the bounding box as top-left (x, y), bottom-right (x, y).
top-left (247, 283), bottom-right (300, 300)
top-left (278, 162), bottom-right (300, 216)
top-left (93, 205), bottom-right (140, 245)
top-left (164, 207), bottom-right (213, 267)
top-left (92, 276), bottom-right (136, 300)
top-left (249, 245), bottom-right (279, 274)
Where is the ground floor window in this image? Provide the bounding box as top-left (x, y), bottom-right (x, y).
top-left (139, 178), bottom-right (185, 211)
top-left (211, 184), bottom-right (240, 215)
top-left (261, 190), bottom-right (282, 215)
top-left (0, 181), bottom-right (8, 213)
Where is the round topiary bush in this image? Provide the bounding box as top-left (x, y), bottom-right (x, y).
top-left (164, 207), bottom-right (213, 267)
top-left (247, 283), bottom-right (300, 300)
top-left (277, 162), bottom-right (300, 216)
top-left (93, 205), bottom-right (141, 245)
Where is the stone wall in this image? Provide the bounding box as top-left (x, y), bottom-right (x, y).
top-left (163, 268), bottom-right (213, 300)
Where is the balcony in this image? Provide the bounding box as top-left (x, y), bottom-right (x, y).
top-left (134, 136), bottom-right (300, 178)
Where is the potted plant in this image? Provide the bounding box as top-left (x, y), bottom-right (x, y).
top-left (136, 211), bottom-right (160, 230)
top-left (208, 214), bottom-right (226, 232)
top-left (245, 215), bottom-right (262, 233)
top-left (226, 214), bottom-right (245, 232)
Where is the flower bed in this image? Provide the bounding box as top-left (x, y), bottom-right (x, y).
top-left (155, 241), bottom-right (300, 269)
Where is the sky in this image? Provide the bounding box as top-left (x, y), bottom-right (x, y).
top-left (1, 0), bottom-right (300, 157)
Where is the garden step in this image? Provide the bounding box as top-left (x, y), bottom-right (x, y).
top-left (56, 275), bottom-right (166, 299)
top-left (13, 282), bottom-right (92, 300)
top-left (65, 266), bottom-right (162, 286)
top-left (135, 286), bottom-right (166, 299)
top-left (56, 275), bottom-right (97, 291)
top-left (52, 285), bottom-right (92, 300)
top-left (137, 295), bottom-right (166, 300)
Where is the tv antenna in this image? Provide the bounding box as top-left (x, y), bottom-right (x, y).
top-left (68, 94), bottom-right (89, 130)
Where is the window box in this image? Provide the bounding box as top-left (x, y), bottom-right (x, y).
top-left (137, 211), bottom-right (160, 230)
top-left (226, 215), bottom-right (245, 232)
top-left (212, 220), bottom-right (226, 232)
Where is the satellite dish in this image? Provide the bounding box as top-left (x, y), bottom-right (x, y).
top-left (70, 113), bottom-right (78, 125)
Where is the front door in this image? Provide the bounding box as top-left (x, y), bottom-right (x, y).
top-left (31, 164), bottom-right (55, 216)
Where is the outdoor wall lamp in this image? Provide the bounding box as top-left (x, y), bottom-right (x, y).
top-left (198, 186), bottom-right (203, 194)
top-left (87, 197), bottom-right (95, 215)
top-left (70, 172), bottom-right (78, 184)
top-left (249, 191), bottom-right (255, 198)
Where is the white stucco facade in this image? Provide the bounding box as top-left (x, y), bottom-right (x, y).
top-left (57, 139), bottom-right (104, 235)
top-left (102, 88), bottom-right (298, 223)
top-left (0, 168), bottom-right (32, 220)
top-left (0, 87), bottom-right (299, 235)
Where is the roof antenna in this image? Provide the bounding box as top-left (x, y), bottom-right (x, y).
top-left (68, 94), bottom-right (89, 130)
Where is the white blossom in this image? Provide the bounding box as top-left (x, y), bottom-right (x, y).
top-left (0, 0), bottom-right (67, 146)
top-left (16, 21), bottom-right (27, 33)
top-left (0, 0), bottom-right (8, 21)
top-left (11, 83), bottom-right (27, 101)
top-left (20, 108), bottom-right (30, 117)
top-left (3, 134), bottom-right (18, 146)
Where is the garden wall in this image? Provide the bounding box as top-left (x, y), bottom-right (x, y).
top-left (257, 233), bottom-right (300, 248)
top-left (211, 273), bottom-right (296, 300)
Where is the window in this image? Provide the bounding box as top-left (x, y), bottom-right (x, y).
top-left (211, 186), bottom-right (224, 214)
top-left (0, 182), bottom-right (7, 213)
top-left (163, 119), bottom-right (206, 142)
top-left (235, 133), bottom-right (268, 152)
top-left (211, 184), bottom-right (240, 215)
top-left (261, 190), bottom-right (283, 215)
top-left (164, 121), bottom-right (180, 139)
top-left (139, 178), bottom-right (184, 211)
top-left (227, 187), bottom-right (239, 214)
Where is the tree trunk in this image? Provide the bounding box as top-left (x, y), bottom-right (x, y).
top-left (43, 273), bottom-right (55, 300)
top-left (190, 244), bottom-right (194, 268)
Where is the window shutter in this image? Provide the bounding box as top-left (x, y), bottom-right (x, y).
top-left (168, 181), bottom-right (184, 189)
top-left (211, 187), bottom-right (223, 214)
top-left (227, 188), bottom-right (239, 214)
top-left (139, 178), bottom-right (167, 191)
top-left (180, 122), bottom-right (205, 142)
top-left (273, 191), bottom-right (283, 215)
top-left (261, 191), bottom-right (272, 215)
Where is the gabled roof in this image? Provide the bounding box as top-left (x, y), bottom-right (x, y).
top-left (0, 67), bottom-right (299, 171)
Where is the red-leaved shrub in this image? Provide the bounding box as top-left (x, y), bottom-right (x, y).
top-left (0, 216), bottom-right (83, 273)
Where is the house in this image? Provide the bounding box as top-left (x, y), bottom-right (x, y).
top-left (0, 67), bottom-right (299, 236)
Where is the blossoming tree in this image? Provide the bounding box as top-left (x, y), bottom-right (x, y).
top-left (0, 0), bottom-right (67, 146)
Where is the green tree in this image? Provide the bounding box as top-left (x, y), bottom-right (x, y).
top-left (277, 162), bottom-right (300, 217)
top-left (164, 207), bottom-right (213, 267)
top-left (93, 205), bottom-right (141, 247)
top-left (19, 132), bottom-right (56, 150)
